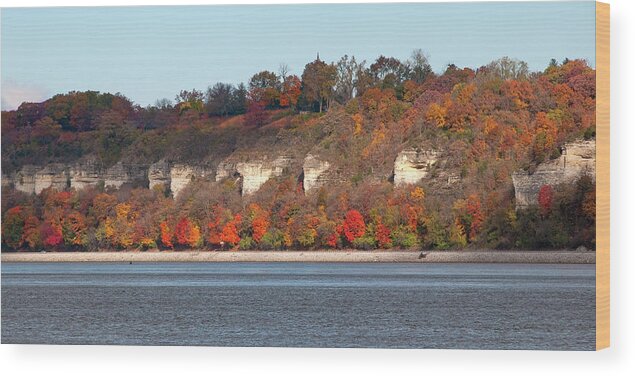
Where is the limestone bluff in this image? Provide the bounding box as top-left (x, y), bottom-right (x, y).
top-left (512, 140), bottom-right (596, 209)
top-left (1, 139), bottom-right (596, 207)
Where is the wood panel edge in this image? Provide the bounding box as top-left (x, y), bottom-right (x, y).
top-left (595, 0), bottom-right (610, 351)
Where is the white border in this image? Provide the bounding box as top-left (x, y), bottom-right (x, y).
top-left (1, 1), bottom-right (633, 375)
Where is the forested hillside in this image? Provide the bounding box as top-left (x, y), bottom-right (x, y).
top-left (1, 53), bottom-right (596, 251)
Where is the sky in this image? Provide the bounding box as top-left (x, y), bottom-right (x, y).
top-left (1, 2), bottom-right (596, 110)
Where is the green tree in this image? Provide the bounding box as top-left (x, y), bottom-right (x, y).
top-left (2, 206), bottom-right (26, 249)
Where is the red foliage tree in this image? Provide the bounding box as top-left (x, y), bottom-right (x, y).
top-left (279, 75), bottom-right (302, 108)
top-left (245, 101), bottom-right (267, 127)
top-left (175, 217), bottom-right (192, 246)
top-left (375, 222), bottom-right (392, 248)
top-left (247, 203), bottom-right (269, 243)
top-left (252, 217), bottom-right (269, 243)
top-left (41, 222), bottom-right (63, 248)
top-left (174, 217), bottom-right (201, 248)
top-left (466, 194), bottom-right (484, 241)
top-left (538, 185), bottom-right (554, 216)
top-left (342, 210), bottom-right (365, 243)
top-left (326, 232), bottom-right (339, 248)
top-left (207, 217), bottom-right (222, 245)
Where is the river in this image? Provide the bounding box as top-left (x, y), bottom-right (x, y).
top-left (1, 262), bottom-right (595, 349)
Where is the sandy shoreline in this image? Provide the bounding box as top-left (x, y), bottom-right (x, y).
top-left (1, 250), bottom-right (595, 264)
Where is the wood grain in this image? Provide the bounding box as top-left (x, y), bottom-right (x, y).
top-left (595, 1), bottom-right (610, 351)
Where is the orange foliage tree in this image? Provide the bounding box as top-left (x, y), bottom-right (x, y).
top-left (175, 217), bottom-right (202, 248)
top-left (220, 214), bottom-right (242, 246)
top-left (159, 220), bottom-right (174, 248)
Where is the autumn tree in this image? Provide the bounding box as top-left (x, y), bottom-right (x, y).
top-left (482, 56), bottom-right (529, 81)
top-left (538, 185), bottom-right (554, 216)
top-left (279, 75), bottom-right (302, 109)
top-left (174, 217), bottom-right (201, 248)
top-left (466, 194), bottom-right (484, 240)
top-left (408, 49), bottom-right (433, 84)
top-left (334, 55), bottom-right (362, 103)
top-left (2, 206), bottom-right (25, 249)
top-left (375, 221), bottom-right (392, 248)
top-left (342, 209), bottom-right (365, 243)
top-left (248, 70), bottom-right (281, 108)
top-left (175, 89), bottom-right (205, 114)
top-left (104, 203), bottom-right (137, 248)
top-left (369, 55), bottom-right (410, 89)
top-left (160, 221), bottom-right (174, 249)
top-left (62, 211), bottom-right (88, 247)
top-left (246, 204), bottom-right (269, 243)
top-left (175, 217), bottom-right (192, 246)
top-left (245, 101), bottom-right (268, 127)
top-left (41, 222), bottom-right (63, 248)
top-left (453, 194), bottom-right (484, 244)
top-left (301, 57), bottom-right (337, 112)
top-left (220, 214), bottom-right (242, 247)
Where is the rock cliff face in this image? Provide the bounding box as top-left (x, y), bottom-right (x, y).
top-left (169, 164), bottom-right (213, 197)
top-left (102, 162), bottom-right (146, 189)
top-left (302, 154), bottom-right (331, 191)
top-left (512, 140), bottom-right (596, 208)
top-left (2, 154), bottom-right (293, 198)
top-left (3, 146), bottom-right (467, 197)
top-left (148, 161), bottom-right (213, 197)
top-left (216, 155), bottom-right (292, 195)
top-left (34, 164), bottom-right (68, 193)
top-left (4, 164), bottom-right (70, 194)
top-left (393, 148), bottom-right (441, 186)
top-left (7, 166), bottom-right (40, 194)
top-left (148, 160), bottom-right (171, 191)
top-left (69, 159), bottom-right (102, 191)
top-left (3, 160), bottom-right (147, 195)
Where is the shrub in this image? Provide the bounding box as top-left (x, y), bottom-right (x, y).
top-left (352, 234), bottom-right (377, 250)
top-left (259, 229), bottom-right (285, 250)
top-left (297, 228), bottom-right (317, 248)
top-left (239, 236), bottom-right (255, 250)
top-left (391, 226), bottom-right (419, 248)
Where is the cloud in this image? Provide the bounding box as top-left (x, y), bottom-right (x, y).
top-left (1, 80), bottom-right (49, 111)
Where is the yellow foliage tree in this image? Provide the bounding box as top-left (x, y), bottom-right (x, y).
top-left (425, 103), bottom-right (447, 128)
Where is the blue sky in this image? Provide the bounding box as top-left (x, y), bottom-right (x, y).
top-left (1, 2), bottom-right (596, 110)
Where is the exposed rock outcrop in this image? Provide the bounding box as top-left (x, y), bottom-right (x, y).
top-left (215, 160), bottom-right (239, 182)
top-left (238, 156), bottom-right (291, 195)
top-left (512, 140), bottom-right (596, 209)
top-left (34, 164), bottom-right (68, 193)
top-left (216, 155), bottom-right (291, 195)
top-left (302, 154), bottom-right (331, 191)
top-left (169, 164), bottom-right (212, 197)
top-left (148, 160), bottom-right (213, 197)
top-left (393, 148), bottom-right (441, 186)
top-left (9, 166), bottom-right (40, 194)
top-left (3, 165), bottom-right (68, 194)
top-left (3, 160), bottom-right (148, 195)
top-left (69, 159), bottom-right (103, 190)
top-left (148, 160), bottom-right (171, 191)
top-left (102, 162), bottom-right (147, 189)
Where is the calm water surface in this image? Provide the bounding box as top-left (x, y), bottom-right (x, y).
top-left (1, 262), bottom-right (595, 349)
